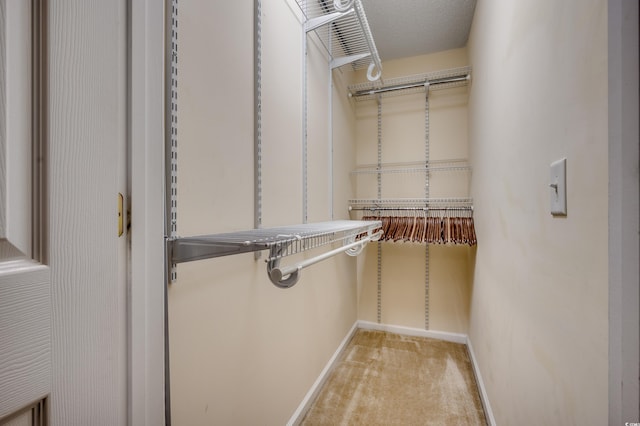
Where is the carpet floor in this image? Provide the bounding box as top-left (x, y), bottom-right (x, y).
top-left (300, 329), bottom-right (487, 425)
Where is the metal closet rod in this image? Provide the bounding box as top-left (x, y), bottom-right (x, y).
top-left (349, 73), bottom-right (470, 98)
top-left (268, 229), bottom-right (383, 288)
top-left (349, 206), bottom-right (473, 212)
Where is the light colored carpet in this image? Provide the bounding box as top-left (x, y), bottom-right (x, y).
top-left (301, 329), bottom-right (487, 425)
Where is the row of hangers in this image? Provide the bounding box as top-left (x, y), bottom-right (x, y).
top-left (361, 213), bottom-right (477, 246)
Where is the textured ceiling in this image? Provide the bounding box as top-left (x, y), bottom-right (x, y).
top-left (360, 0), bottom-right (477, 61)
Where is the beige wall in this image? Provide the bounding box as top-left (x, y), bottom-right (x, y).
top-left (354, 49), bottom-right (474, 333)
top-left (168, 1), bottom-right (359, 424)
top-left (467, 0), bottom-right (608, 424)
top-left (165, 0), bottom-right (610, 422)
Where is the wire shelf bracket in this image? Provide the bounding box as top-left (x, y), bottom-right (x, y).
top-left (305, 9), bottom-right (352, 32)
top-left (295, 0), bottom-right (382, 81)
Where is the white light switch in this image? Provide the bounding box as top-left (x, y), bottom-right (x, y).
top-left (550, 158), bottom-right (567, 216)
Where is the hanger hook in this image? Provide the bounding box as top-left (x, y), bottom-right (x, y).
top-left (367, 62), bottom-right (382, 82)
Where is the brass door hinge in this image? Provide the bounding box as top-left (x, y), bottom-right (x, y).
top-left (118, 193), bottom-right (124, 237)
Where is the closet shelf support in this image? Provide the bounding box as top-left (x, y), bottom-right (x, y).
top-left (305, 9), bottom-right (353, 32)
top-left (331, 53), bottom-right (371, 70)
top-left (267, 229), bottom-right (382, 288)
top-left (295, 0), bottom-right (382, 80)
top-left (168, 220), bottom-right (382, 286)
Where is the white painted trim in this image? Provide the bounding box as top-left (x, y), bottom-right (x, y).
top-left (0, 263), bottom-right (50, 420)
top-left (128, 0), bottom-right (166, 425)
top-left (466, 337), bottom-right (496, 426)
top-left (3, 0), bottom-right (32, 257)
top-left (287, 321), bottom-right (359, 426)
top-left (608, 0), bottom-right (640, 424)
top-left (0, 259), bottom-right (46, 275)
top-left (357, 320), bottom-right (467, 344)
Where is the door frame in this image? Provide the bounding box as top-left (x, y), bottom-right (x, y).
top-left (128, 1), bottom-right (640, 424)
top-left (128, 0), bottom-right (166, 424)
top-left (608, 0), bottom-right (640, 424)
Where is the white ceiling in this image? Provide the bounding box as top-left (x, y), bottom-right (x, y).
top-left (360, 0), bottom-right (477, 61)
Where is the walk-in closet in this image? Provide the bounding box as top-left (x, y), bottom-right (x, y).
top-left (1, 0), bottom-right (635, 425)
top-left (165, 0), bottom-right (617, 425)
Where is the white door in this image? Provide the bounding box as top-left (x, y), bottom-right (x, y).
top-left (0, 0), bottom-right (129, 424)
top-left (0, 0), bottom-right (50, 423)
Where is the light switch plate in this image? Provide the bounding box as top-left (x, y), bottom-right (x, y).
top-left (550, 158), bottom-right (567, 215)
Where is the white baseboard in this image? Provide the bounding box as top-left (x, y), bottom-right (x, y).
top-left (466, 337), bottom-right (496, 426)
top-left (286, 321), bottom-right (359, 426)
top-left (357, 320), bottom-right (468, 344)
top-left (287, 321), bottom-right (495, 426)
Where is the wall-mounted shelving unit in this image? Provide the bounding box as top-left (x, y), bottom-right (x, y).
top-left (350, 159), bottom-right (471, 175)
top-left (351, 160), bottom-right (472, 201)
top-left (294, 0), bottom-right (382, 80)
top-left (168, 220), bottom-right (382, 288)
top-left (348, 66), bottom-right (471, 100)
top-left (349, 197), bottom-right (474, 212)
top-left (348, 66), bottom-right (474, 329)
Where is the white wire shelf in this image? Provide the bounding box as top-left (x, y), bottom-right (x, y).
top-left (295, 0), bottom-right (382, 80)
top-left (351, 159), bottom-right (471, 175)
top-left (349, 198), bottom-right (474, 209)
top-left (168, 220), bottom-right (382, 288)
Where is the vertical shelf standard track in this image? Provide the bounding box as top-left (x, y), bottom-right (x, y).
top-left (376, 95), bottom-right (382, 323)
top-left (424, 87), bottom-right (430, 330)
top-left (254, 0), bottom-right (263, 257)
top-left (166, 0), bottom-right (179, 282)
top-left (165, 1), bottom-right (179, 422)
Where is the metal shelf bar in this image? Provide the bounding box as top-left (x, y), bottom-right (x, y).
top-left (305, 9), bottom-right (353, 32)
top-left (349, 66), bottom-right (471, 100)
top-left (349, 198), bottom-right (473, 206)
top-left (331, 52), bottom-right (370, 70)
top-left (169, 220), bottom-right (382, 265)
top-left (350, 165), bottom-right (471, 175)
top-left (268, 229), bottom-right (382, 288)
top-left (354, 158), bottom-right (469, 169)
top-left (351, 74), bottom-right (469, 98)
top-left (295, 0), bottom-right (382, 80)
top-left (350, 206), bottom-right (473, 212)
